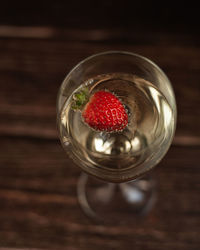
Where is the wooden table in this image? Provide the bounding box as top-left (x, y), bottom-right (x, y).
top-left (0, 15), bottom-right (200, 250)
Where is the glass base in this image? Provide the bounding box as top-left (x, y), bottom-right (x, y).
top-left (77, 173), bottom-right (157, 224)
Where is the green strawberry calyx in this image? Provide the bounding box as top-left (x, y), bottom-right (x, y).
top-left (72, 87), bottom-right (89, 110)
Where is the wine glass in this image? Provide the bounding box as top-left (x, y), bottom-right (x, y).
top-left (57, 51), bottom-right (177, 223)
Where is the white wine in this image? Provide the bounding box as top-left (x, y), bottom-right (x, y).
top-left (59, 73), bottom-right (175, 182)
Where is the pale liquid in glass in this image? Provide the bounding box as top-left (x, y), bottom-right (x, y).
top-left (59, 73), bottom-right (174, 182)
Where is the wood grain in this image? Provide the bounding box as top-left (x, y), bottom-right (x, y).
top-left (0, 137), bottom-right (199, 249)
top-left (0, 34), bottom-right (199, 141)
top-left (0, 26), bottom-right (200, 249)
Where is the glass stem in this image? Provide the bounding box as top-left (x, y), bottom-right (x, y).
top-left (77, 172), bottom-right (157, 224)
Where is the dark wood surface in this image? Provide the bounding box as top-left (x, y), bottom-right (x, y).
top-left (0, 24), bottom-right (200, 250)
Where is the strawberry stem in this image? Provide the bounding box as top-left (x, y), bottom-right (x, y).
top-left (72, 87), bottom-right (89, 110)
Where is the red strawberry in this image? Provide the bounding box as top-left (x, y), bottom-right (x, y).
top-left (73, 89), bottom-right (128, 132)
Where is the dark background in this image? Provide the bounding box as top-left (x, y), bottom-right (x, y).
top-left (0, 1), bottom-right (200, 33)
top-left (0, 1), bottom-right (200, 250)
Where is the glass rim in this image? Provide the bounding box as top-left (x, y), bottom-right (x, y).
top-left (57, 50), bottom-right (177, 183)
top-left (60, 50), bottom-right (174, 94)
